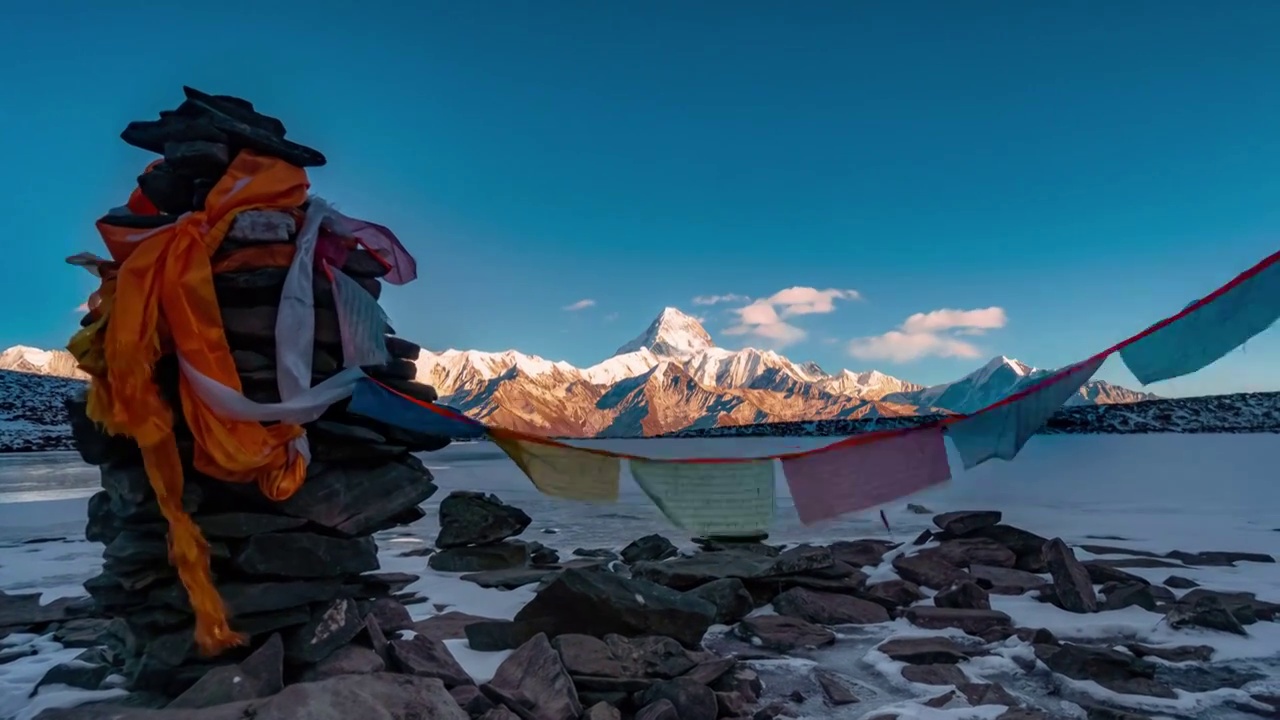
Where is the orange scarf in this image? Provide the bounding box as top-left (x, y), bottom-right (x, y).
top-left (70, 150), bottom-right (312, 655)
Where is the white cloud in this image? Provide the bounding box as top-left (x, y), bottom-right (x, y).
top-left (74, 303), bottom-right (89, 313)
top-left (901, 307), bottom-right (1006, 334)
top-left (692, 293), bottom-right (750, 306)
top-left (724, 300), bottom-right (806, 348)
top-left (766, 287), bottom-right (861, 317)
top-left (716, 286), bottom-right (861, 349)
top-left (562, 299), bottom-right (596, 311)
top-left (603, 312), bottom-right (619, 322)
top-left (848, 331), bottom-right (982, 362)
top-left (847, 306), bottom-right (1008, 362)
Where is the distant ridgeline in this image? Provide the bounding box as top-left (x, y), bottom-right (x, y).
top-left (664, 392), bottom-right (1280, 439)
top-left (2, 365), bottom-right (1278, 452)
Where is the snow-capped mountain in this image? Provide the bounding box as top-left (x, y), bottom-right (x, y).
top-left (0, 346), bottom-right (86, 380)
top-left (882, 355), bottom-right (1154, 414)
top-left (0, 305), bottom-right (1256, 448)
top-left (413, 308), bottom-right (1156, 436)
top-left (614, 307), bottom-right (715, 359)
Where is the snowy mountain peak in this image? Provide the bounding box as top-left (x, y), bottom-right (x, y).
top-left (613, 307), bottom-right (715, 359)
top-left (0, 345), bottom-right (86, 379)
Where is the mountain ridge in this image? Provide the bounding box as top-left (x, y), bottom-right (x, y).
top-left (412, 308), bottom-right (1157, 435)
top-left (0, 308), bottom-right (1158, 440)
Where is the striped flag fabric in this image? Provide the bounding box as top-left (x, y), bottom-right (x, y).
top-left (630, 457), bottom-right (776, 536)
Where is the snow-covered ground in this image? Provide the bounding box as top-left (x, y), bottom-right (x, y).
top-left (1, 434), bottom-right (1278, 719)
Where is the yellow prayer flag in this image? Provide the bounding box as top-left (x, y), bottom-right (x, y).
top-left (491, 434), bottom-right (621, 502)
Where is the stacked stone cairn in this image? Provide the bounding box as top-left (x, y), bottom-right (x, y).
top-left (63, 87), bottom-right (450, 697)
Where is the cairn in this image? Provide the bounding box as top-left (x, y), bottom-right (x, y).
top-left (64, 88), bottom-right (448, 696)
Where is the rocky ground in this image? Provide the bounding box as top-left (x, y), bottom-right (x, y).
top-left (4, 498), bottom-right (1279, 720)
top-left (670, 392), bottom-right (1280, 439)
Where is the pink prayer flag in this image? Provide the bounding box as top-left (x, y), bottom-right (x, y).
top-left (782, 427), bottom-right (951, 525)
top-left (328, 210), bottom-right (417, 286)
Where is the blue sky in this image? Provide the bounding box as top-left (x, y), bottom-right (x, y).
top-left (1, 2), bottom-right (1278, 396)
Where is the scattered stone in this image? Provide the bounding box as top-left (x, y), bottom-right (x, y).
top-left (969, 524), bottom-right (1049, 572)
top-left (903, 607), bottom-right (1013, 635)
top-left (1101, 583), bottom-right (1160, 612)
top-left (735, 615), bottom-right (835, 651)
top-left (828, 539), bottom-right (897, 567)
top-left (508, 569), bottom-right (716, 649)
top-left (958, 682), bottom-right (1020, 707)
top-left (1038, 643), bottom-right (1175, 699)
top-left (34, 652), bottom-right (113, 693)
top-left (622, 534), bottom-right (679, 564)
top-left (583, 701), bottom-right (623, 720)
top-left (814, 668), bottom-right (860, 705)
top-left (1081, 561), bottom-right (1151, 586)
top-left (365, 598), bottom-right (413, 634)
top-left (414, 611), bottom-right (507, 642)
top-left (462, 567), bottom-right (557, 590)
top-left (573, 548), bottom-right (620, 561)
top-left (772, 587), bottom-right (890, 625)
top-left (878, 636), bottom-right (976, 665)
top-left (429, 542), bottom-right (530, 573)
top-left (768, 545), bottom-right (836, 576)
top-left (1164, 575), bottom-right (1200, 590)
top-left (1166, 595), bottom-right (1248, 635)
top-left (635, 699), bottom-right (680, 720)
top-left (934, 511), bottom-right (1002, 536)
top-left (935, 581), bottom-right (991, 610)
top-left (489, 634), bottom-right (582, 720)
top-left (1180, 588), bottom-right (1277, 623)
top-left (926, 538), bottom-right (1017, 569)
top-left (42, 674), bottom-right (471, 720)
top-left (859, 579), bottom-right (924, 610)
top-left (300, 644), bottom-right (385, 681)
top-left (630, 552), bottom-right (774, 591)
top-left (390, 634), bottom-right (474, 688)
top-left (167, 634), bottom-right (284, 709)
top-left (1165, 550), bottom-right (1276, 566)
top-left (682, 657), bottom-right (737, 686)
top-left (907, 504), bottom-right (933, 514)
top-left (891, 554), bottom-right (968, 590)
top-left (436, 492), bottom-right (532, 549)
top-left (902, 663), bottom-right (968, 686)
top-left (1043, 538), bottom-right (1098, 613)
top-left (1125, 642), bottom-right (1214, 663)
top-left (716, 690), bottom-right (749, 716)
top-left (635, 678), bottom-right (717, 720)
top-left (684, 578), bottom-right (754, 625)
top-left (452, 684), bottom-right (497, 716)
top-left (967, 564), bottom-right (1048, 595)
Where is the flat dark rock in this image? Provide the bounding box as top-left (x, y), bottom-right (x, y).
top-left (903, 607), bottom-right (1013, 635)
top-left (390, 635), bottom-right (474, 688)
top-left (877, 636), bottom-right (977, 665)
top-left (772, 587), bottom-right (890, 625)
top-left (413, 612), bottom-right (505, 642)
top-left (461, 567), bottom-right (556, 590)
top-left (933, 511), bottom-right (1002, 536)
top-left (734, 615), bottom-right (835, 651)
top-left (507, 570), bottom-right (716, 649)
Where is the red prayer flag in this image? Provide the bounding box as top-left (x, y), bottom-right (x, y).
top-left (782, 427), bottom-right (952, 525)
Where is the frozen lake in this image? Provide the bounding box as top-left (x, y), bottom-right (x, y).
top-left (1, 433), bottom-right (1279, 719)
